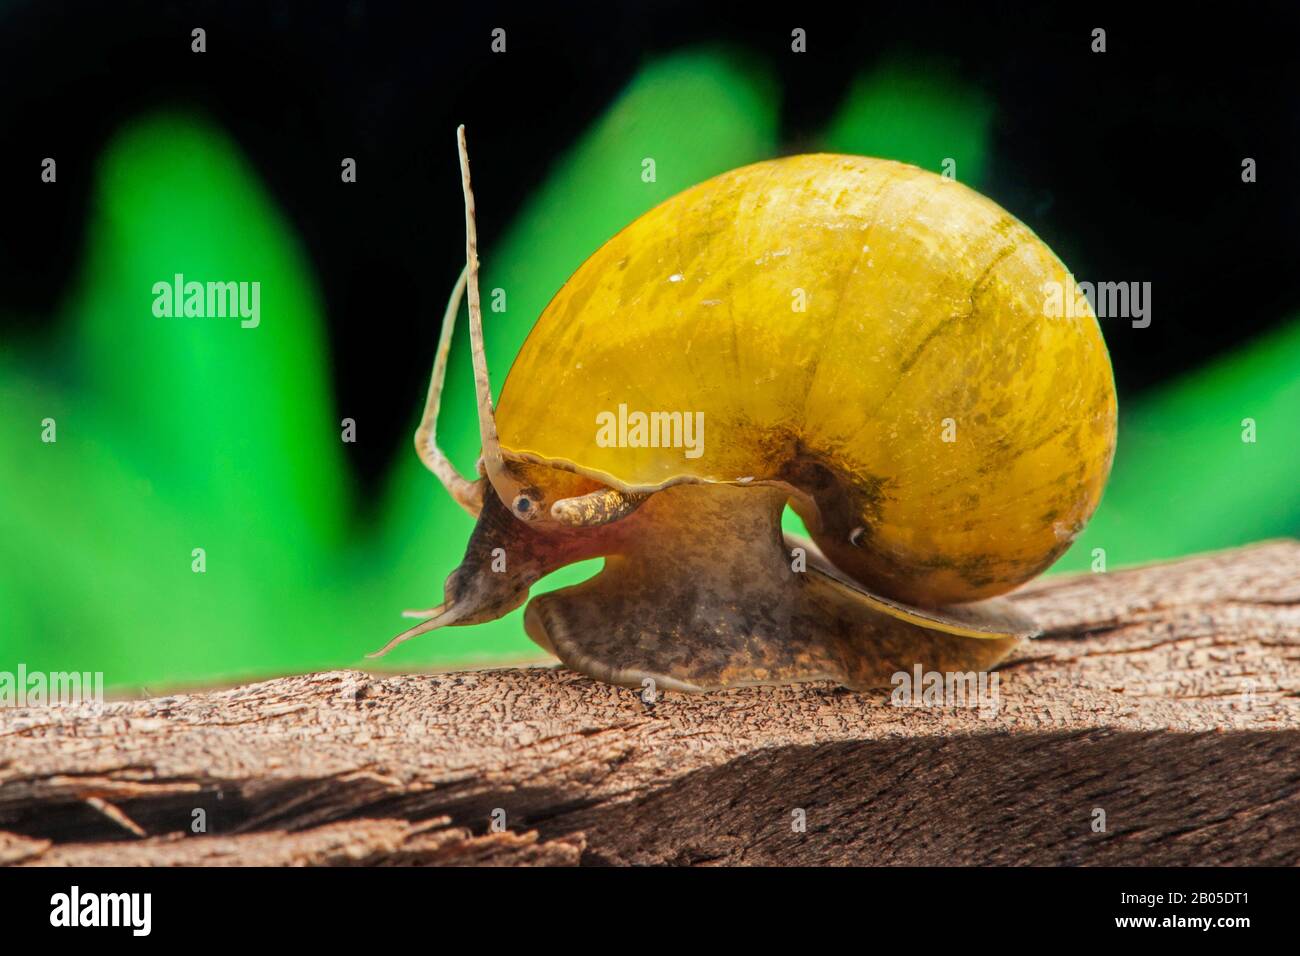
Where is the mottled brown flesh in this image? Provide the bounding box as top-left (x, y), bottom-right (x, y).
top-left (522, 484), bottom-right (1028, 692)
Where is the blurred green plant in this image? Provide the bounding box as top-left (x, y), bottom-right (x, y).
top-left (1, 47), bottom-right (1296, 690)
top-left (1054, 316), bottom-right (1300, 571)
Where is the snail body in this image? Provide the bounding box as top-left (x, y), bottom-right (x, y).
top-left (374, 130), bottom-right (1117, 693)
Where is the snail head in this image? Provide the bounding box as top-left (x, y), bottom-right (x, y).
top-left (368, 470), bottom-right (613, 659)
top-left (374, 127), bottom-right (652, 659)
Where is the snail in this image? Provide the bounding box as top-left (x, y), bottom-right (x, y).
top-left (369, 126), bottom-right (1117, 693)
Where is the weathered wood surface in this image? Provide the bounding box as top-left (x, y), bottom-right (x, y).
top-left (2, 540), bottom-right (1298, 866)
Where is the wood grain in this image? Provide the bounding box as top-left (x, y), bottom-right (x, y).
top-left (2, 540), bottom-right (1298, 865)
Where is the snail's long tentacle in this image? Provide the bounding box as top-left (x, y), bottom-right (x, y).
top-left (401, 606), bottom-right (442, 619)
top-left (456, 125), bottom-right (507, 490)
top-left (413, 265), bottom-right (485, 516)
top-left (368, 603), bottom-right (466, 658)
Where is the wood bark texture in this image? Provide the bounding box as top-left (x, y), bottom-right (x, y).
top-left (2, 541), bottom-right (1297, 865)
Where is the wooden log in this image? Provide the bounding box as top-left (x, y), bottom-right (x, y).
top-left (2, 540), bottom-right (1298, 866)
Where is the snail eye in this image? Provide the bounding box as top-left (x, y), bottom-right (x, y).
top-left (513, 494), bottom-right (535, 517)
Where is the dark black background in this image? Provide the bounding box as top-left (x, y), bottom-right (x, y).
top-left (2, 0), bottom-right (1297, 494)
top-left (0, 862), bottom-right (1286, 939)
